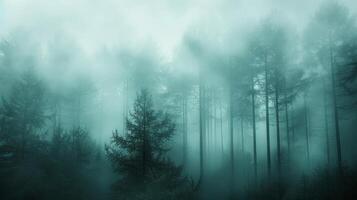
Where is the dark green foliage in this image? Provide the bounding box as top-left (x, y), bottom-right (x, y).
top-left (337, 33), bottom-right (357, 110)
top-left (0, 70), bottom-right (101, 200)
top-left (0, 125), bottom-right (100, 200)
top-left (0, 69), bottom-right (46, 162)
top-left (105, 89), bottom-right (196, 200)
top-left (41, 126), bottom-right (99, 200)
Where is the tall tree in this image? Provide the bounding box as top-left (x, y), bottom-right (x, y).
top-left (105, 89), bottom-right (192, 199)
top-left (0, 69), bottom-right (46, 160)
top-left (304, 2), bottom-right (356, 175)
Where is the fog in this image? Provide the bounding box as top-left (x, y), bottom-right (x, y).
top-left (1, 0), bottom-right (357, 199)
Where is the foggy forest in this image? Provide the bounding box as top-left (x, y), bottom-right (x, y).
top-left (1, 0), bottom-right (357, 199)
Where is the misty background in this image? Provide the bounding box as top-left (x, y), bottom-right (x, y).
top-left (1, 0), bottom-right (355, 145)
top-left (1, 0), bottom-right (357, 200)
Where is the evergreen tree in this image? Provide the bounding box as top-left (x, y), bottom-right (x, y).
top-left (304, 2), bottom-right (356, 175)
top-left (105, 89), bottom-right (194, 200)
top-left (0, 68), bottom-right (46, 161)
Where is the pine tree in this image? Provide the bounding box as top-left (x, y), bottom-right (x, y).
top-left (0, 69), bottom-right (46, 161)
top-left (105, 89), bottom-right (194, 199)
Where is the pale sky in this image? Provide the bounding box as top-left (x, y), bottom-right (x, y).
top-left (1, 0), bottom-right (355, 57)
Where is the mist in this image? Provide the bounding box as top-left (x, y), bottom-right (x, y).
top-left (1, 0), bottom-right (357, 199)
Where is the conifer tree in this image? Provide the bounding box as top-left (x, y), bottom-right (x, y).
top-left (105, 89), bottom-right (194, 199)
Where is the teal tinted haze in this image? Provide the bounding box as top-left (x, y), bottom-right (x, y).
top-left (1, 0), bottom-right (357, 199)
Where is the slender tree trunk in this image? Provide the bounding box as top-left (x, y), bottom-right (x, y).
top-left (240, 118), bottom-right (244, 152)
top-left (251, 78), bottom-right (257, 184)
top-left (208, 89), bottom-right (212, 159)
top-left (275, 82), bottom-right (282, 182)
top-left (214, 89), bottom-right (218, 154)
top-left (220, 95), bottom-right (224, 154)
top-left (323, 78), bottom-right (331, 167)
top-left (206, 88), bottom-right (210, 159)
top-left (198, 74), bottom-right (205, 185)
top-left (204, 87), bottom-right (209, 166)
top-left (203, 85), bottom-right (207, 178)
top-left (291, 104), bottom-right (295, 146)
top-left (182, 94), bottom-right (188, 166)
top-left (304, 94), bottom-right (310, 164)
top-left (209, 89), bottom-right (212, 158)
top-left (229, 88), bottom-right (234, 171)
top-left (284, 86), bottom-right (290, 165)
top-left (264, 53), bottom-right (271, 176)
top-left (329, 39), bottom-right (342, 175)
top-left (229, 69), bottom-right (235, 194)
top-left (142, 98), bottom-right (147, 177)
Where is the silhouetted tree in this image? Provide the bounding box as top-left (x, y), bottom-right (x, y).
top-left (304, 2), bottom-right (356, 175)
top-left (105, 89), bottom-right (194, 199)
top-left (0, 69), bottom-right (45, 161)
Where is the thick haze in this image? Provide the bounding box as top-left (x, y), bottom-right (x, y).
top-left (1, 1), bottom-right (357, 199)
top-left (1, 0), bottom-right (356, 89)
top-left (2, 0), bottom-right (356, 57)
top-left (0, 0), bottom-right (355, 139)
top-left (1, 0), bottom-right (356, 154)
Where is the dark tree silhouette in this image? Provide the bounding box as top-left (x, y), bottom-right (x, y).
top-left (105, 89), bottom-right (194, 199)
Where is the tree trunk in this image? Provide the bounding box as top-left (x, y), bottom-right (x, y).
top-left (264, 53), bottom-right (271, 176)
top-left (220, 94), bottom-right (224, 155)
top-left (214, 89), bottom-right (218, 154)
top-left (229, 68), bottom-right (235, 193)
top-left (251, 78), bottom-right (257, 184)
top-left (304, 94), bottom-right (310, 165)
top-left (142, 99), bottom-right (147, 177)
top-left (229, 87), bottom-right (234, 170)
top-left (291, 104), bottom-right (295, 147)
top-left (205, 88), bottom-right (209, 158)
top-left (198, 74), bottom-right (205, 185)
top-left (275, 82), bottom-right (281, 179)
top-left (182, 94), bottom-right (188, 166)
top-left (284, 85), bottom-right (290, 165)
top-left (204, 87), bottom-right (209, 166)
top-left (329, 39), bottom-right (342, 175)
top-left (240, 118), bottom-right (244, 152)
top-left (323, 78), bottom-right (331, 167)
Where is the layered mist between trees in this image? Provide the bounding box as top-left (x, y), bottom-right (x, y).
top-left (1, 1), bottom-right (357, 200)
